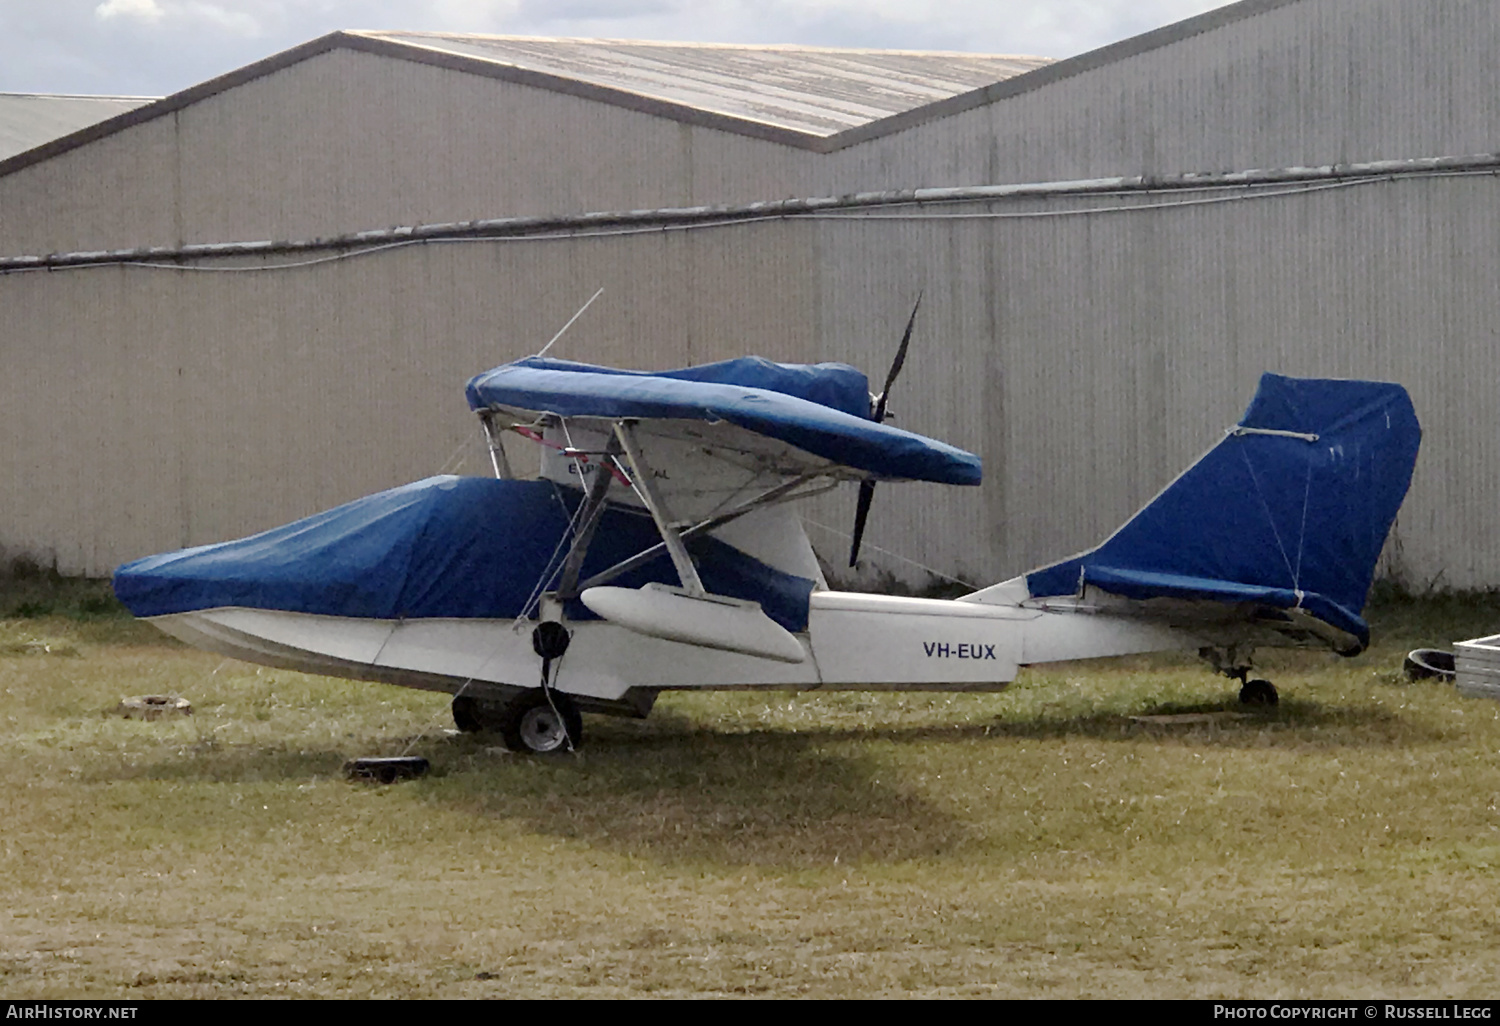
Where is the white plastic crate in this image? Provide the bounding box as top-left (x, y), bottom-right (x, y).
top-left (1454, 634), bottom-right (1500, 700)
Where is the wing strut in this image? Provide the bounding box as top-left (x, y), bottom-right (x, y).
top-left (555, 433), bottom-right (623, 599)
top-left (612, 421), bottom-right (705, 596)
top-left (478, 411), bottom-right (513, 479)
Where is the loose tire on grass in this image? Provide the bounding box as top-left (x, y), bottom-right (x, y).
top-left (1404, 648), bottom-right (1456, 681)
top-left (344, 756), bottom-right (429, 784)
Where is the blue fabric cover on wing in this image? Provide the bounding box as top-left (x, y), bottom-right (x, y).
top-left (113, 476), bottom-right (815, 631)
top-left (1024, 374), bottom-right (1421, 648)
top-left (465, 356), bottom-right (982, 485)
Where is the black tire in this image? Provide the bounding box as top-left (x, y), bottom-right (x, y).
top-left (1404, 648), bottom-right (1456, 682)
top-left (452, 695), bottom-right (485, 733)
top-left (453, 695), bottom-right (515, 733)
top-left (499, 690), bottom-right (582, 754)
top-left (1239, 678), bottom-right (1279, 706)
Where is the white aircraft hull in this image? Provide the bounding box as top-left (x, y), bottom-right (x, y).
top-left (147, 591), bottom-right (1201, 702)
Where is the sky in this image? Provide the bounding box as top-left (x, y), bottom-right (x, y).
top-left (1, 0), bottom-right (1237, 98)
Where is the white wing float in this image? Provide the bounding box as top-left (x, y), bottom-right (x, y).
top-left (114, 356), bottom-right (1421, 753)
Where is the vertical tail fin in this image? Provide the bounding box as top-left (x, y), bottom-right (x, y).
top-left (977, 374), bottom-right (1420, 650)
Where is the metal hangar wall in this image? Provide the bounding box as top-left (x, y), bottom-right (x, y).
top-left (1, 0), bottom-right (1497, 592)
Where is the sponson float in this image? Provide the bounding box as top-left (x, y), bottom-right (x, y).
top-left (114, 353), bottom-right (1420, 753)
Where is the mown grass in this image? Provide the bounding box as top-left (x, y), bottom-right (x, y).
top-left (1, 581), bottom-right (1498, 997)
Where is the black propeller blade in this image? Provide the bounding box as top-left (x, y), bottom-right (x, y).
top-left (873, 292), bottom-right (920, 421)
top-left (849, 292), bottom-right (922, 567)
top-left (848, 478), bottom-right (878, 568)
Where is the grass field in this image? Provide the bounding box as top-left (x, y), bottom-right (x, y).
top-left (2, 575), bottom-right (1498, 998)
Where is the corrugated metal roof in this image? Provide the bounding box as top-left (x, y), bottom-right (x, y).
top-left (355, 33), bottom-right (1052, 137)
top-left (0, 93), bottom-right (158, 162)
top-left (0, 1), bottom-right (1305, 176)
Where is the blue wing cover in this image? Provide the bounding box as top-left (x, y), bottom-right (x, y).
top-left (114, 476), bottom-right (815, 631)
top-left (465, 356), bottom-right (982, 485)
top-left (1025, 374), bottom-right (1421, 647)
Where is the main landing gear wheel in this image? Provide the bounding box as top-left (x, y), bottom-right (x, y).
top-left (500, 691), bottom-right (582, 755)
top-left (1239, 678), bottom-right (1279, 706)
top-left (452, 695), bottom-right (486, 733)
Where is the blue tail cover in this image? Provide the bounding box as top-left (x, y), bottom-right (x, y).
top-left (1025, 374), bottom-right (1421, 647)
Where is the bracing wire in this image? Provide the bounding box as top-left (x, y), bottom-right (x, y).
top-left (1237, 442), bottom-right (1300, 592)
top-left (1293, 458), bottom-right (1314, 597)
top-left (801, 516), bottom-right (978, 589)
top-left (512, 492), bottom-right (591, 629)
top-left (536, 288), bottom-right (604, 358)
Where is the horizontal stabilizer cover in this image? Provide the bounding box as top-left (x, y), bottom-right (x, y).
top-left (1025, 374), bottom-right (1421, 648)
top-left (466, 356), bottom-right (981, 485)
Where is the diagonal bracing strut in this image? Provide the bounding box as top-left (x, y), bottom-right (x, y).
top-left (554, 432), bottom-right (624, 599)
top-left (574, 468), bottom-right (834, 594)
top-left (610, 421), bottom-right (706, 596)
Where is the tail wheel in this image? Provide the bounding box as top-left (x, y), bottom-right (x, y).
top-left (1239, 678), bottom-right (1279, 706)
top-left (500, 691), bottom-right (582, 754)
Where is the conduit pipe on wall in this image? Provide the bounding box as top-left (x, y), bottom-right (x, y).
top-left (2, 151), bottom-right (1497, 275)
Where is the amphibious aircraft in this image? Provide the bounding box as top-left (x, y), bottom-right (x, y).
top-left (113, 343), bottom-right (1420, 754)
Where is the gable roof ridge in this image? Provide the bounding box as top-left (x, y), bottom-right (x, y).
top-left (0, 0), bottom-right (1308, 176)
